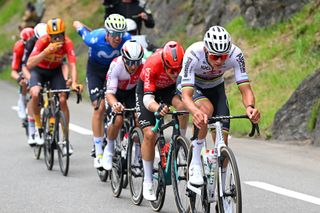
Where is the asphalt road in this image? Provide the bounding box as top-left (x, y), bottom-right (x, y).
top-left (1, 80), bottom-right (320, 213)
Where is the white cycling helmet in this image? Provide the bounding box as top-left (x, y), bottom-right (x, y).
top-left (104, 13), bottom-right (127, 32)
top-left (203, 26), bottom-right (231, 54)
top-left (125, 18), bottom-right (137, 32)
top-left (34, 23), bottom-right (47, 38)
top-left (121, 40), bottom-right (144, 60)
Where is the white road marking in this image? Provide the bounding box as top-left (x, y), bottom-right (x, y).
top-left (245, 181), bottom-right (320, 206)
top-left (69, 123), bottom-right (93, 135)
top-left (12, 106), bottom-right (93, 135)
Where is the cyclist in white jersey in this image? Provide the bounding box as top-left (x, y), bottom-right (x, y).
top-left (102, 40), bottom-right (145, 170)
top-left (178, 26), bottom-right (261, 185)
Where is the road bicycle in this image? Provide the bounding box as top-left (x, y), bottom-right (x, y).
top-left (109, 108), bottom-right (137, 197)
top-left (148, 111), bottom-right (190, 212)
top-left (186, 115), bottom-right (259, 213)
top-left (39, 85), bottom-right (81, 176)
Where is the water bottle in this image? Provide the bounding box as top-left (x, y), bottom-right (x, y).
top-left (121, 133), bottom-right (129, 157)
top-left (207, 149), bottom-right (216, 203)
top-left (161, 140), bottom-right (170, 168)
top-left (49, 116), bottom-right (55, 134)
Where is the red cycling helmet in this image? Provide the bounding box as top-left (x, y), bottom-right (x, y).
top-left (162, 41), bottom-right (185, 69)
top-left (20, 27), bottom-right (34, 41)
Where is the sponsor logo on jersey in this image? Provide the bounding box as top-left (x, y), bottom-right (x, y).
top-left (90, 37), bottom-right (98, 44)
top-left (144, 68), bottom-right (151, 89)
top-left (190, 50), bottom-right (199, 61)
top-left (97, 50), bottom-right (120, 59)
top-left (200, 65), bottom-right (212, 71)
top-left (236, 53), bottom-right (246, 73)
top-left (184, 57), bottom-right (193, 78)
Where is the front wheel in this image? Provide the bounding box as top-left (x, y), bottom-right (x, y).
top-left (216, 146), bottom-right (242, 213)
top-left (56, 111), bottom-right (70, 176)
top-left (150, 162), bottom-right (166, 212)
top-left (110, 139), bottom-right (124, 197)
top-left (127, 127), bottom-right (144, 205)
top-left (43, 110), bottom-right (54, 170)
top-left (171, 136), bottom-right (190, 213)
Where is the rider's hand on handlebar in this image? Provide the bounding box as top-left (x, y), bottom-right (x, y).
top-left (112, 102), bottom-right (124, 113)
top-left (157, 104), bottom-right (169, 117)
top-left (246, 106), bottom-right (260, 124)
top-left (71, 82), bottom-right (83, 93)
top-left (192, 109), bottom-right (208, 129)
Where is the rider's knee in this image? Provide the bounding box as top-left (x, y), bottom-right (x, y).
top-left (143, 129), bottom-right (156, 144)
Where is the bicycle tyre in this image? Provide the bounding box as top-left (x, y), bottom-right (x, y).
top-left (110, 139), bottom-right (124, 197)
top-left (216, 146), bottom-right (242, 213)
top-left (97, 169), bottom-right (109, 182)
top-left (150, 145), bottom-right (166, 212)
top-left (43, 109), bottom-right (54, 170)
top-left (171, 135), bottom-right (190, 213)
top-left (127, 127), bottom-right (144, 205)
top-left (33, 145), bottom-right (42, 160)
top-left (187, 144), bottom-right (209, 213)
top-left (56, 111), bottom-right (69, 176)
top-left (121, 120), bottom-right (130, 189)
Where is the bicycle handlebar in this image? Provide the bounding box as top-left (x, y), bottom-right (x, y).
top-left (108, 108), bottom-right (136, 125)
top-left (152, 110), bottom-right (189, 133)
top-left (192, 114), bottom-right (260, 139)
top-left (42, 88), bottom-right (82, 104)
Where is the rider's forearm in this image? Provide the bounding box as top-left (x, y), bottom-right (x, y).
top-left (239, 85), bottom-right (255, 108)
top-left (11, 70), bottom-right (19, 80)
top-left (27, 51), bottom-right (46, 68)
top-left (106, 93), bottom-right (118, 107)
top-left (22, 66), bottom-right (31, 80)
top-left (69, 63), bottom-right (78, 83)
top-left (181, 89), bottom-right (198, 115)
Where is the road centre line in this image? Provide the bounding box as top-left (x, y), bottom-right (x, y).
top-left (245, 181), bottom-right (320, 206)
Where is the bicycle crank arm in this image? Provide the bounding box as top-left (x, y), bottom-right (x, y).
top-left (187, 181), bottom-right (203, 196)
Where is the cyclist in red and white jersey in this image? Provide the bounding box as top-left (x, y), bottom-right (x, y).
top-left (27, 18), bottom-right (82, 149)
top-left (136, 41), bottom-right (188, 201)
top-left (178, 26), bottom-right (260, 185)
top-left (11, 28), bottom-right (34, 122)
top-left (102, 40), bottom-right (145, 170)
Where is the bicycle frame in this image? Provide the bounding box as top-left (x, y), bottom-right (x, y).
top-left (152, 111), bottom-right (188, 185)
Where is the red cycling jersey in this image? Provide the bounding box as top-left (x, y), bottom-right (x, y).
top-left (140, 49), bottom-right (176, 94)
top-left (29, 34), bottom-right (76, 69)
top-left (11, 40), bottom-right (25, 71)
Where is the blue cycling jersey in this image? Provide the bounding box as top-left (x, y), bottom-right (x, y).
top-left (77, 27), bottom-right (131, 66)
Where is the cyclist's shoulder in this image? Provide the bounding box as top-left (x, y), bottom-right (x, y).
top-left (13, 40), bottom-right (24, 50)
top-left (184, 41), bottom-right (205, 60)
top-left (228, 44), bottom-right (245, 62)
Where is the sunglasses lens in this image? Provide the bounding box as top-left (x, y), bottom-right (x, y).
top-left (50, 33), bottom-right (64, 40)
top-left (125, 59), bottom-right (141, 66)
top-left (208, 53), bottom-right (228, 60)
top-left (110, 31), bottom-right (124, 38)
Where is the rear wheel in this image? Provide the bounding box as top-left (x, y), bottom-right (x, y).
top-left (56, 111), bottom-right (69, 176)
top-left (110, 139), bottom-right (124, 197)
top-left (43, 110), bottom-right (54, 170)
top-left (216, 146), bottom-right (242, 213)
top-left (171, 136), bottom-right (190, 213)
top-left (127, 127), bottom-right (144, 205)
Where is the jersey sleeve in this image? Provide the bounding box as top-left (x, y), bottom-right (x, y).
top-left (64, 37), bottom-right (76, 64)
top-left (29, 36), bottom-right (48, 57)
top-left (143, 65), bottom-right (157, 94)
top-left (106, 60), bottom-right (119, 94)
top-left (77, 27), bottom-right (99, 47)
top-left (11, 42), bottom-right (24, 71)
top-left (231, 47), bottom-right (250, 86)
top-left (180, 51), bottom-right (197, 89)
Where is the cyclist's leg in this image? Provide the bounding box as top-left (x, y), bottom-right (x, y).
top-left (203, 83), bottom-right (230, 145)
top-left (86, 62), bottom-right (107, 167)
top-left (136, 83), bottom-right (157, 201)
top-left (189, 89), bottom-right (213, 185)
top-left (29, 67), bottom-right (46, 144)
top-left (50, 66), bottom-right (69, 125)
top-left (175, 77), bottom-right (189, 137)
